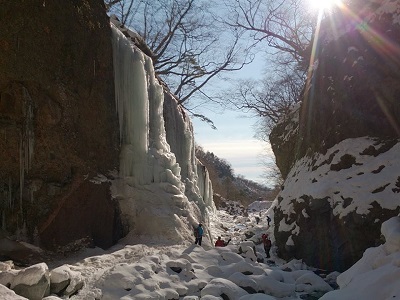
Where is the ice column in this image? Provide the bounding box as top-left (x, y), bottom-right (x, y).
top-left (111, 25), bottom-right (150, 184)
top-left (111, 24), bottom-right (182, 188)
top-left (19, 87), bottom-right (34, 213)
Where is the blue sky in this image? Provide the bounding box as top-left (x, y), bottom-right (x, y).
top-left (192, 111), bottom-right (274, 183)
top-left (192, 107), bottom-right (275, 187)
top-left (191, 52), bottom-right (277, 187)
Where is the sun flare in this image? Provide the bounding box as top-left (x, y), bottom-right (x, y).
top-left (308, 0), bottom-right (341, 11)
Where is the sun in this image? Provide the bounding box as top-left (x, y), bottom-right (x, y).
top-left (308, 0), bottom-right (341, 12)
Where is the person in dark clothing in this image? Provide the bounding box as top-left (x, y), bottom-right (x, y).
top-left (267, 216), bottom-right (271, 226)
top-left (194, 223), bottom-right (204, 246)
top-left (262, 233), bottom-right (272, 258)
top-left (255, 216), bottom-right (260, 224)
top-left (215, 236), bottom-right (231, 247)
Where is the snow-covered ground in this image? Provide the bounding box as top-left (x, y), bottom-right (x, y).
top-left (0, 202), bottom-right (399, 299)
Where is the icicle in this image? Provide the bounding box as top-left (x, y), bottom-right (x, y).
top-left (111, 24), bottom-right (150, 184)
top-left (144, 54), bottom-right (169, 152)
top-left (1, 210), bottom-right (5, 231)
top-left (22, 86), bottom-right (34, 171)
top-left (19, 134), bottom-right (24, 212)
top-left (8, 176), bottom-right (12, 209)
top-left (18, 87), bottom-right (34, 218)
top-left (33, 226), bottom-right (40, 246)
top-left (30, 186), bottom-right (34, 203)
top-left (17, 222), bottom-right (28, 242)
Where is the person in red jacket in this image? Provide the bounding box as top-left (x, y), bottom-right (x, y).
top-left (262, 233), bottom-right (272, 258)
top-left (215, 236), bottom-right (231, 247)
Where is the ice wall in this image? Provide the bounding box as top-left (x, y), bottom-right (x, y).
top-left (111, 23), bottom-right (182, 186)
top-left (196, 161), bottom-right (215, 211)
top-left (110, 22), bottom-right (214, 244)
top-left (163, 92), bottom-right (216, 216)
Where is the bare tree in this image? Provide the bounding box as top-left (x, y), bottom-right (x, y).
top-left (230, 68), bottom-right (303, 134)
top-left (223, 0), bottom-right (316, 68)
top-left (107, 0), bottom-right (253, 109)
top-left (264, 161), bottom-right (284, 191)
top-left (219, 0), bottom-right (318, 133)
top-left (215, 0), bottom-right (319, 186)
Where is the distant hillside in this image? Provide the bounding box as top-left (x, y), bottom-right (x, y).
top-left (196, 146), bottom-right (277, 207)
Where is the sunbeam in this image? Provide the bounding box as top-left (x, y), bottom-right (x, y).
top-left (308, 0), bottom-right (342, 12)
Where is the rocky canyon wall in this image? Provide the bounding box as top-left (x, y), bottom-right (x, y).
top-left (270, 0), bottom-right (400, 271)
top-left (0, 1), bottom-right (214, 254)
top-left (0, 0), bottom-right (120, 250)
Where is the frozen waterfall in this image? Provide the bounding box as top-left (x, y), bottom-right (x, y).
top-left (111, 24), bottom-right (181, 187)
top-left (110, 22), bottom-right (214, 243)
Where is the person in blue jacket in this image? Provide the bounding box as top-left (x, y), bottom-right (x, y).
top-left (194, 223), bottom-right (204, 246)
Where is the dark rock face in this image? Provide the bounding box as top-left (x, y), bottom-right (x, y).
top-left (0, 1), bottom-right (121, 249)
top-left (271, 1), bottom-right (400, 178)
top-left (298, 1), bottom-right (400, 156)
top-left (270, 1), bottom-right (400, 271)
top-left (274, 194), bottom-right (397, 272)
top-left (272, 137), bottom-right (400, 272)
top-left (39, 178), bottom-right (122, 250)
top-left (269, 105), bottom-right (300, 179)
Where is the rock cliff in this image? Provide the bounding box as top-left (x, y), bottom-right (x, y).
top-left (0, 0), bottom-right (120, 250)
top-left (270, 0), bottom-right (400, 271)
top-left (0, 0), bottom-right (214, 255)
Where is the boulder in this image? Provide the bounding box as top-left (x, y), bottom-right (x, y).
top-left (0, 284), bottom-right (27, 300)
top-left (6, 263), bottom-right (50, 300)
top-left (50, 265), bottom-right (83, 297)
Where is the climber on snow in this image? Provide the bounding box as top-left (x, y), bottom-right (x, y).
top-left (194, 223), bottom-right (204, 246)
top-left (215, 236), bottom-right (231, 247)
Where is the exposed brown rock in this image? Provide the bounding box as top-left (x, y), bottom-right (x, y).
top-left (0, 0), bottom-right (121, 249)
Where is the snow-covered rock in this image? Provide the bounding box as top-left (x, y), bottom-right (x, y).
top-left (0, 263), bottom-right (50, 300)
top-left (50, 265), bottom-right (83, 296)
